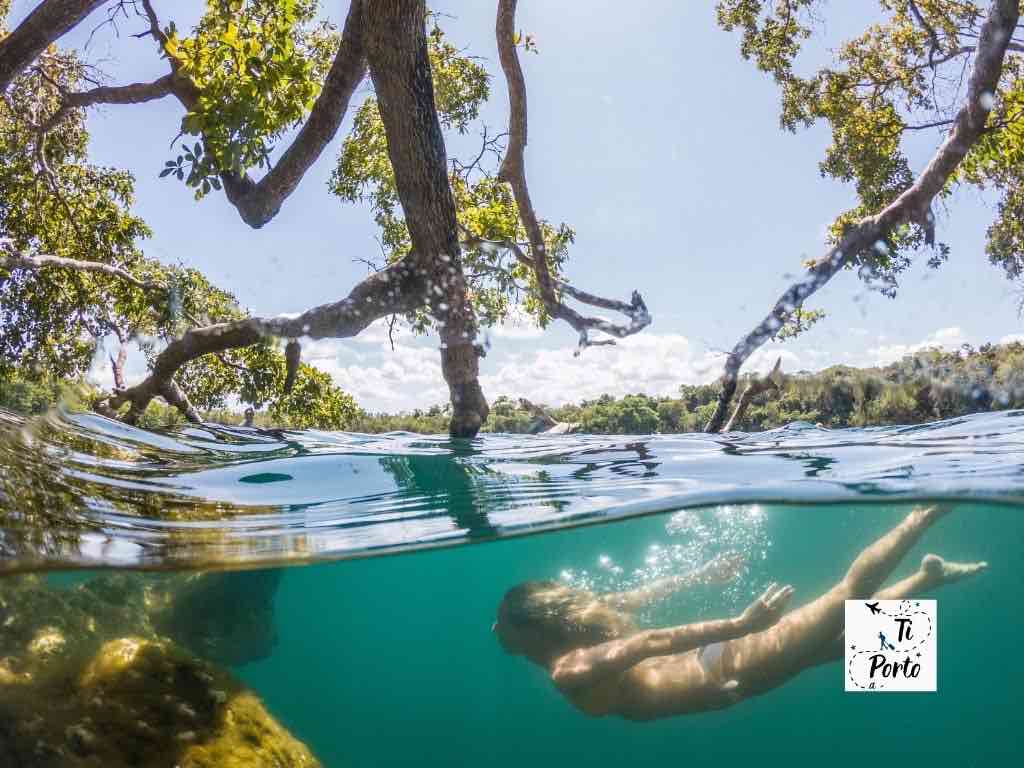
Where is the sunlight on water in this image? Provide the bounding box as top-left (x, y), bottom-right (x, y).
top-left (560, 505), bottom-right (771, 611)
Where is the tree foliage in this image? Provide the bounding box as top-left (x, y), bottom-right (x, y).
top-left (162, 0), bottom-right (338, 196)
top-left (329, 19), bottom-right (572, 332)
top-left (0, 4), bottom-right (357, 430)
top-left (716, 1), bottom-right (1024, 309)
top-left (0, 45), bottom-right (153, 378)
top-left (2, 0), bottom-right (1020, 436)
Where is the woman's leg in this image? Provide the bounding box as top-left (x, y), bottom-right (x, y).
top-left (713, 505), bottom-right (950, 695)
top-left (806, 553), bottom-right (988, 667)
top-left (874, 553), bottom-right (987, 600)
top-left (841, 505), bottom-right (951, 597)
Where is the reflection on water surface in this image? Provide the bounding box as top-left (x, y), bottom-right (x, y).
top-left (2, 407), bottom-right (1024, 571)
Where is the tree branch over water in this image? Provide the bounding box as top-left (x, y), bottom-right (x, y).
top-left (0, 0), bottom-right (109, 92)
top-left (704, 0), bottom-right (1021, 433)
top-left (136, 0), bottom-right (369, 228)
top-left (494, 0), bottom-right (651, 352)
top-left (107, 258), bottom-right (428, 423)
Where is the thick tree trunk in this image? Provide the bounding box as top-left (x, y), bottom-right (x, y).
top-left (362, 0), bottom-right (488, 437)
top-left (0, 0), bottom-right (108, 92)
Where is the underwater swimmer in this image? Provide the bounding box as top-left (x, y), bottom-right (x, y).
top-left (494, 506), bottom-right (987, 720)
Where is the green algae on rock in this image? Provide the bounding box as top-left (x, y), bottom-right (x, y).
top-left (0, 575), bottom-right (319, 767)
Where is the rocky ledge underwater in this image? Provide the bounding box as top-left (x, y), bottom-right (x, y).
top-left (0, 569), bottom-right (319, 767)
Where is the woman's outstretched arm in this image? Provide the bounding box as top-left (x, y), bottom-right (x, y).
top-left (598, 553), bottom-right (745, 612)
top-left (551, 583), bottom-right (793, 691)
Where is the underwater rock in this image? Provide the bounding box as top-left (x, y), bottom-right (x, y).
top-left (0, 575), bottom-right (319, 768)
top-left (144, 569), bottom-right (282, 667)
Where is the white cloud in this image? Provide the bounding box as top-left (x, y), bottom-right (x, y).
top-left (88, 321), bottom-right (1023, 415)
top-left (864, 326), bottom-right (968, 366)
top-left (287, 331), bottom-right (808, 411)
top-left (477, 334), bottom-right (800, 407)
top-left (307, 338), bottom-right (448, 412)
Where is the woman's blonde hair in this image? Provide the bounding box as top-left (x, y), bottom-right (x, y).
top-left (495, 580), bottom-right (634, 664)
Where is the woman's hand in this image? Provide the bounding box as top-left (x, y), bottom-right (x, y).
top-left (738, 582), bottom-right (794, 632)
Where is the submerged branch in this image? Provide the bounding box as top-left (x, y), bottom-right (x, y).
top-left (494, 0), bottom-right (651, 352)
top-left (704, 0), bottom-right (1020, 433)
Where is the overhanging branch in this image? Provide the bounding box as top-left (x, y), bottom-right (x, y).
top-left (459, 228), bottom-right (650, 353)
top-left (38, 73), bottom-right (176, 135)
top-left (494, 0), bottom-right (651, 352)
top-left (703, 0), bottom-right (1020, 432)
top-left (106, 257), bottom-right (428, 423)
top-left (0, 239), bottom-right (163, 294)
top-left (2, 237), bottom-right (425, 425)
top-left (0, 0), bottom-right (110, 92)
top-left (141, 0), bottom-right (368, 229)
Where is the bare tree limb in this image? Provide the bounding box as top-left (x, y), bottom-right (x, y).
top-left (157, 378), bottom-right (199, 423)
top-left (494, 0), bottom-right (651, 352)
top-left (722, 358), bottom-right (783, 432)
top-left (109, 344), bottom-right (127, 390)
top-left (907, 0), bottom-right (944, 68)
top-left (107, 257), bottom-right (428, 423)
top-left (460, 227), bottom-right (650, 354)
top-left (38, 73), bottom-right (176, 135)
top-left (0, 239), bottom-right (163, 294)
top-left (704, 0), bottom-right (1020, 433)
top-left (0, 0), bottom-right (110, 92)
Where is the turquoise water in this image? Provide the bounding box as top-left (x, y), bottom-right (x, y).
top-left (240, 503), bottom-right (1017, 765)
top-left (1, 408), bottom-right (1022, 764)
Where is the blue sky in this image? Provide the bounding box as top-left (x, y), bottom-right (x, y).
top-left (11, 0), bottom-right (1021, 411)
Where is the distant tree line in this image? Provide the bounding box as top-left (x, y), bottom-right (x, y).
top-left (5, 342), bottom-right (1024, 434)
top-left (353, 342), bottom-right (1024, 434)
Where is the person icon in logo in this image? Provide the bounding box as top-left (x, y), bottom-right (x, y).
top-left (878, 631), bottom-right (896, 651)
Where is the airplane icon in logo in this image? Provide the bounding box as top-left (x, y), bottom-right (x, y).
top-left (865, 601), bottom-right (883, 615)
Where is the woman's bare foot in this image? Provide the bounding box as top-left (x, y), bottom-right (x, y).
top-left (921, 553), bottom-right (988, 585)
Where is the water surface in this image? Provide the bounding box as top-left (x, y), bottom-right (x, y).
top-left (0, 408), bottom-right (1021, 765)
top-left (1, 407), bottom-right (1023, 570)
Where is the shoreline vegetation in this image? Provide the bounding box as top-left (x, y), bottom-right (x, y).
top-left (4, 342), bottom-right (1024, 435)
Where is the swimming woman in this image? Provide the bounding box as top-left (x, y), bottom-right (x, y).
top-left (494, 505), bottom-right (986, 720)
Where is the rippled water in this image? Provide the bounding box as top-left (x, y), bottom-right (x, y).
top-left (2, 406), bottom-right (1023, 571)
top-left (1, 407), bottom-right (1022, 765)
